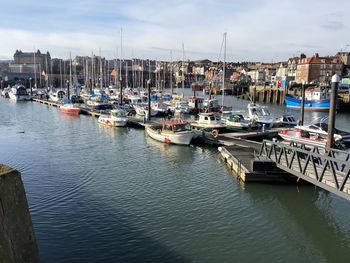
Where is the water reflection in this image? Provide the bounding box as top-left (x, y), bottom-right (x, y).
top-left (244, 183), bottom-right (350, 262)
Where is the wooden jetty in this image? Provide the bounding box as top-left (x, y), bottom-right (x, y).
top-left (218, 145), bottom-right (295, 182)
top-left (32, 98), bottom-right (60, 107)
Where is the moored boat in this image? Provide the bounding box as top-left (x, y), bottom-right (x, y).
top-left (60, 103), bottom-right (81, 114)
top-left (245, 103), bottom-right (282, 128)
top-left (285, 88), bottom-right (330, 111)
top-left (190, 112), bottom-right (226, 132)
top-left (8, 84), bottom-right (31, 101)
top-left (98, 109), bottom-right (128, 127)
top-left (278, 121), bottom-right (350, 148)
top-left (49, 89), bottom-right (66, 102)
top-left (134, 105), bottom-right (158, 117)
top-left (222, 113), bottom-right (257, 130)
top-left (145, 119), bottom-right (194, 145)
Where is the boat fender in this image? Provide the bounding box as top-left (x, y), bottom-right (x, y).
top-left (212, 129), bottom-right (219, 138)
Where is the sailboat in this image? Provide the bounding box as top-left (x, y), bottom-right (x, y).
top-left (60, 52), bottom-right (80, 115)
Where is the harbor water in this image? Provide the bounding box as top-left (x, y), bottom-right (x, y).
top-left (1, 96), bottom-right (350, 262)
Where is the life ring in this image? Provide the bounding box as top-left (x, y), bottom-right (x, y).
top-left (212, 129), bottom-right (219, 138)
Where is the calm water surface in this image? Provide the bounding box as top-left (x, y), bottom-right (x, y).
top-left (1, 96), bottom-right (350, 262)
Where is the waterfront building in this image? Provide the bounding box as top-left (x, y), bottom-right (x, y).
top-left (295, 53), bottom-right (343, 84)
top-left (10, 50), bottom-right (51, 74)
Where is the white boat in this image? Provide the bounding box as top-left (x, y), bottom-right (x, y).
top-left (151, 101), bottom-right (168, 115)
top-left (98, 109), bottom-right (128, 127)
top-left (8, 85), bottom-right (31, 101)
top-left (278, 121), bottom-right (350, 148)
top-left (203, 98), bottom-right (221, 112)
top-left (191, 112), bottom-right (226, 131)
top-left (222, 113), bottom-right (258, 130)
top-left (49, 90), bottom-right (66, 102)
top-left (134, 105), bottom-right (158, 117)
top-left (145, 119), bottom-right (194, 145)
top-left (281, 115), bottom-right (298, 127)
top-left (0, 88), bottom-right (10, 98)
top-left (246, 103), bottom-right (282, 128)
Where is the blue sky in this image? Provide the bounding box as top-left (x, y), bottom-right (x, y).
top-left (0, 0), bottom-right (349, 61)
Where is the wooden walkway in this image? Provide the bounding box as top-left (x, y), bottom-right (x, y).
top-left (216, 128), bottom-right (283, 146)
top-left (218, 145), bottom-right (294, 182)
top-left (259, 140), bottom-right (350, 200)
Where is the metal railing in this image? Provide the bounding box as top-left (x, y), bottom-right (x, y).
top-left (259, 140), bottom-right (350, 200)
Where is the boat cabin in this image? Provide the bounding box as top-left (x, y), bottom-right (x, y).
top-left (197, 113), bottom-right (221, 125)
top-left (163, 120), bottom-right (191, 133)
top-left (111, 109), bottom-right (127, 118)
top-left (305, 88), bottom-right (329, 101)
top-left (188, 97), bottom-right (204, 110)
top-left (128, 96), bottom-right (143, 105)
top-left (203, 98), bottom-right (220, 110)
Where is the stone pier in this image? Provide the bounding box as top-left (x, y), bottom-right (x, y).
top-left (0, 165), bottom-right (39, 263)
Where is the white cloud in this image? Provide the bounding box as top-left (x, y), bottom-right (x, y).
top-left (1, 0), bottom-right (349, 61)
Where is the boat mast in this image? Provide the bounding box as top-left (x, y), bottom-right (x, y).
top-left (91, 52), bottom-right (94, 91)
top-left (69, 51), bottom-right (72, 99)
top-left (182, 43), bottom-right (185, 98)
top-left (33, 49), bottom-right (37, 88)
top-left (141, 58), bottom-right (144, 89)
top-left (119, 28), bottom-right (123, 104)
top-left (99, 48), bottom-right (103, 89)
top-left (170, 50), bottom-right (173, 94)
top-left (45, 55), bottom-right (49, 88)
top-left (114, 48), bottom-right (118, 89)
top-left (222, 32), bottom-right (227, 112)
top-left (59, 60), bottom-right (62, 89)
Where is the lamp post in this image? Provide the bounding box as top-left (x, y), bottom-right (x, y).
top-left (326, 74), bottom-right (340, 148)
top-left (66, 80), bottom-right (70, 100)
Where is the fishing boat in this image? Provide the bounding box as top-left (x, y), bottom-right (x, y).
top-left (285, 88), bottom-right (330, 111)
top-left (278, 121), bottom-right (350, 148)
top-left (145, 119), bottom-right (194, 145)
top-left (98, 109), bottom-right (128, 127)
top-left (191, 112), bottom-right (226, 132)
top-left (8, 84), bottom-right (31, 101)
top-left (60, 103), bottom-right (80, 114)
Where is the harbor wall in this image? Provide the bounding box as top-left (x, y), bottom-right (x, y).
top-left (0, 165), bottom-right (39, 263)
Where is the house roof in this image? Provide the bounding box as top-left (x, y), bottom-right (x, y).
top-left (298, 55), bottom-right (342, 65)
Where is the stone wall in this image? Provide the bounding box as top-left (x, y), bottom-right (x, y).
top-left (0, 165), bottom-right (39, 263)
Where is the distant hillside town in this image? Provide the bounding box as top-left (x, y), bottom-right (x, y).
top-left (0, 49), bottom-right (349, 92)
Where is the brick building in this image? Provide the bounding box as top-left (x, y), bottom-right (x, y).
top-left (295, 53), bottom-right (343, 84)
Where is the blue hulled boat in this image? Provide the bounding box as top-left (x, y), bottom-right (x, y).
top-left (285, 88), bottom-right (330, 111)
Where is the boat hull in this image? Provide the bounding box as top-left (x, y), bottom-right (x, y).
top-left (8, 93), bottom-right (31, 101)
top-left (60, 108), bottom-right (80, 114)
top-left (278, 130), bottom-right (326, 147)
top-left (98, 116), bottom-right (128, 127)
top-left (285, 94), bottom-right (330, 111)
top-left (146, 126), bottom-right (194, 145)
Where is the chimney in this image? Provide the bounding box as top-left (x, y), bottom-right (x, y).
top-left (315, 53), bottom-right (319, 58)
